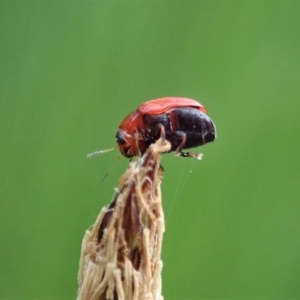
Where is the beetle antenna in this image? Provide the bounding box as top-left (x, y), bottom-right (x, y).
top-left (87, 147), bottom-right (117, 158)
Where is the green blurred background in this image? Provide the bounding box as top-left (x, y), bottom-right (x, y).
top-left (1, 1), bottom-right (300, 299)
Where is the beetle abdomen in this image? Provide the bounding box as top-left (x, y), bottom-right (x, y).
top-left (144, 108), bottom-right (215, 151)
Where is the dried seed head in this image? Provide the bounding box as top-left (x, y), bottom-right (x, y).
top-left (77, 137), bottom-right (171, 300)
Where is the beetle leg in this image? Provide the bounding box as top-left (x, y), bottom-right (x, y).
top-left (174, 131), bottom-right (203, 160)
top-left (158, 124), bottom-right (166, 141)
top-left (134, 131), bottom-right (144, 156)
top-left (174, 131), bottom-right (187, 156)
top-left (180, 151), bottom-right (203, 160)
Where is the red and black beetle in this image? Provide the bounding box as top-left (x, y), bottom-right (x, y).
top-left (115, 97), bottom-right (216, 158)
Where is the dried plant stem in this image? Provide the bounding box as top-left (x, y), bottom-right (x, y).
top-left (77, 137), bottom-right (171, 300)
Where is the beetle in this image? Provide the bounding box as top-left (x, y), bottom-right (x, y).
top-left (115, 97), bottom-right (216, 158)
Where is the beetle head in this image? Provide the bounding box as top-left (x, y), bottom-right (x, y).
top-left (115, 129), bottom-right (137, 158)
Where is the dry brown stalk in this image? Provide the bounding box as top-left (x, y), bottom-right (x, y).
top-left (77, 137), bottom-right (171, 300)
